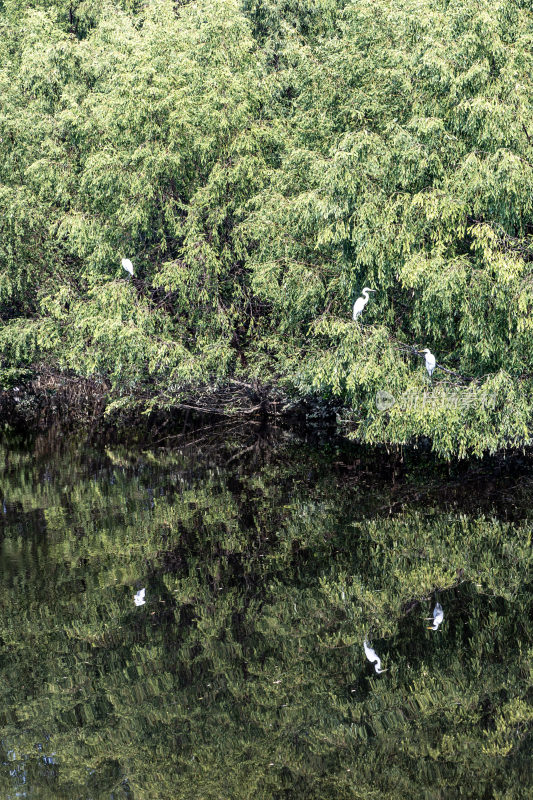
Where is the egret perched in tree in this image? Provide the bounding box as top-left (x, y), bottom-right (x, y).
top-left (363, 640), bottom-right (387, 673)
top-left (122, 258), bottom-right (134, 277)
top-left (421, 348), bottom-right (436, 379)
top-left (353, 288), bottom-right (376, 321)
top-left (427, 602), bottom-right (443, 631)
top-left (134, 587), bottom-right (146, 606)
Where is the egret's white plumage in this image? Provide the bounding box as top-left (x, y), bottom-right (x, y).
top-left (134, 587), bottom-right (146, 606)
top-left (363, 639), bottom-right (387, 673)
top-left (122, 258), bottom-right (134, 277)
top-left (421, 348), bottom-right (436, 378)
top-left (427, 602), bottom-right (443, 631)
top-left (352, 288), bottom-right (376, 320)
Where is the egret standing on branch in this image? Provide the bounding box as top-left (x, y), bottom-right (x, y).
top-left (122, 258), bottom-right (134, 277)
top-left (353, 288), bottom-right (376, 321)
top-left (363, 640), bottom-right (387, 674)
top-left (421, 348), bottom-right (436, 379)
top-left (427, 602), bottom-right (444, 631)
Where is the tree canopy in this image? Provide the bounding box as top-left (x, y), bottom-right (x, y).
top-left (2, 0), bottom-right (533, 456)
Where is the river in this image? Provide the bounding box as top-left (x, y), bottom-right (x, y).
top-left (0, 423), bottom-right (531, 799)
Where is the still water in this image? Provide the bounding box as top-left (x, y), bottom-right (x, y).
top-left (0, 424), bottom-right (531, 799)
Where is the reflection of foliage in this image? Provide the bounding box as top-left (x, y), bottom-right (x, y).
top-left (0, 431), bottom-right (531, 799)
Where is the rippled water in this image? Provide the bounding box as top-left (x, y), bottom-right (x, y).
top-left (0, 425), bottom-right (531, 799)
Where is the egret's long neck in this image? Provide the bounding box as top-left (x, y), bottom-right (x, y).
top-left (362, 289), bottom-right (369, 299)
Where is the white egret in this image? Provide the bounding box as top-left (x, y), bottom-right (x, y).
top-left (363, 639), bottom-right (387, 674)
top-left (427, 602), bottom-right (443, 631)
top-left (352, 288), bottom-right (376, 321)
top-left (421, 348), bottom-right (436, 379)
top-left (122, 258), bottom-right (134, 277)
top-left (134, 587), bottom-right (146, 606)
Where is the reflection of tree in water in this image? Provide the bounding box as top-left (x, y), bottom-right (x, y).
top-left (0, 428), bottom-right (531, 799)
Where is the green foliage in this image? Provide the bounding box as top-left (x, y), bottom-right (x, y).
top-left (2, 0), bottom-right (533, 455)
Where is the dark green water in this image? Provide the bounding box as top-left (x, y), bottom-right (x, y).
top-left (0, 425), bottom-right (531, 799)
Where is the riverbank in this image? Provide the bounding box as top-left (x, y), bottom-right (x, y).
top-left (3, 365), bottom-right (533, 464)
top-left (0, 366), bottom-right (340, 436)
top-left (4, 368), bottom-right (533, 491)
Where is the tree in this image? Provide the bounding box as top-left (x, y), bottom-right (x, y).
top-left (2, 0), bottom-right (533, 456)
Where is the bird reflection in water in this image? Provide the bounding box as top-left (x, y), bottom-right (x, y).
top-left (134, 588), bottom-right (146, 606)
top-left (427, 602), bottom-right (444, 631)
top-left (363, 640), bottom-right (387, 673)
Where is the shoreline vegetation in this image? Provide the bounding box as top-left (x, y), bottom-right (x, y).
top-left (2, 0), bottom-right (533, 458)
top-left (0, 366), bottom-right (332, 430)
top-left (4, 367), bottom-right (533, 474)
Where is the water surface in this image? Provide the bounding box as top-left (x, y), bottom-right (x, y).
top-left (0, 425), bottom-right (531, 799)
